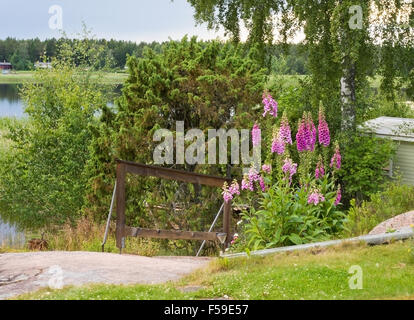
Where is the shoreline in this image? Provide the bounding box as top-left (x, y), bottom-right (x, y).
top-left (0, 71), bottom-right (128, 85)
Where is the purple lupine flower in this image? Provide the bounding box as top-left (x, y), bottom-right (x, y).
top-left (252, 123), bottom-right (261, 147)
top-left (282, 158), bottom-right (298, 184)
top-left (334, 185), bottom-right (342, 206)
top-left (271, 131), bottom-right (285, 155)
top-left (279, 112), bottom-right (292, 145)
top-left (330, 142), bottom-right (342, 170)
top-left (259, 176), bottom-right (266, 192)
top-left (296, 118), bottom-right (307, 152)
top-left (262, 164), bottom-right (272, 174)
top-left (315, 157), bottom-right (325, 179)
top-left (307, 189), bottom-right (326, 205)
top-left (222, 182), bottom-right (233, 203)
top-left (229, 180), bottom-right (240, 196)
top-left (262, 92), bottom-right (278, 118)
top-left (318, 107), bottom-right (331, 147)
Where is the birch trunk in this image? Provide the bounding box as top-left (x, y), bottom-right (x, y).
top-left (341, 61), bottom-right (357, 132)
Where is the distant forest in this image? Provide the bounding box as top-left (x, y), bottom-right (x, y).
top-left (0, 37), bottom-right (309, 74)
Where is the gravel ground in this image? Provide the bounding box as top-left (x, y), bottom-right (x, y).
top-left (0, 251), bottom-right (211, 299)
top-left (369, 211), bottom-right (414, 235)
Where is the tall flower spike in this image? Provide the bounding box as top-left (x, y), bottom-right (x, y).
top-left (262, 164), bottom-right (272, 174)
top-left (307, 189), bottom-right (326, 206)
top-left (282, 158), bottom-right (298, 184)
top-left (271, 129), bottom-right (285, 155)
top-left (222, 182), bottom-right (233, 203)
top-left (259, 176), bottom-right (266, 192)
top-left (315, 156), bottom-right (325, 179)
top-left (330, 142), bottom-right (342, 170)
top-left (306, 112), bottom-right (316, 152)
top-left (248, 167), bottom-right (260, 183)
top-left (334, 185), bottom-right (342, 206)
top-left (241, 174), bottom-right (254, 191)
top-left (318, 106), bottom-right (331, 147)
top-left (229, 180), bottom-right (240, 196)
top-left (252, 123), bottom-right (261, 147)
top-left (296, 117), bottom-right (307, 152)
top-left (262, 92), bottom-right (278, 118)
top-left (279, 112), bottom-right (292, 145)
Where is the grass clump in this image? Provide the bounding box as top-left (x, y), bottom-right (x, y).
top-left (344, 182), bottom-right (414, 236)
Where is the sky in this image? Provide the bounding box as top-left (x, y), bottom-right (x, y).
top-left (0, 0), bottom-right (229, 42)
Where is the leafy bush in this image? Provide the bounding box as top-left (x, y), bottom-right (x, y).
top-left (0, 35), bottom-right (111, 230)
top-left (339, 134), bottom-right (396, 203)
top-left (343, 182), bottom-right (414, 236)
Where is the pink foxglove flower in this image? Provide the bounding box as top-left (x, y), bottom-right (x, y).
top-left (296, 118), bottom-right (307, 152)
top-left (241, 176), bottom-right (253, 191)
top-left (315, 157), bottom-right (325, 179)
top-left (252, 123), bottom-right (261, 147)
top-left (306, 113), bottom-right (317, 152)
top-left (297, 113), bottom-right (316, 152)
top-left (262, 164), bottom-right (272, 174)
top-left (229, 180), bottom-right (240, 196)
top-left (262, 92), bottom-right (278, 118)
top-left (330, 142), bottom-right (342, 170)
top-left (271, 131), bottom-right (285, 155)
top-left (259, 176), bottom-right (266, 192)
top-left (307, 189), bottom-right (326, 205)
top-left (279, 112), bottom-right (292, 145)
top-left (222, 182), bottom-right (233, 203)
top-left (248, 167), bottom-right (260, 183)
top-left (282, 158), bottom-right (298, 184)
top-left (318, 107), bottom-right (331, 147)
top-left (334, 185), bottom-right (342, 206)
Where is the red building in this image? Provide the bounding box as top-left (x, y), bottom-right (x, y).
top-left (0, 62), bottom-right (12, 71)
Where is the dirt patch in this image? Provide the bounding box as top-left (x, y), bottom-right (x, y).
top-left (0, 251), bottom-right (211, 299)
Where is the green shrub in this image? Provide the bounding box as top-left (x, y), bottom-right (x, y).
top-left (339, 134), bottom-right (396, 203)
top-left (0, 36), bottom-right (111, 230)
top-left (343, 182), bottom-right (414, 236)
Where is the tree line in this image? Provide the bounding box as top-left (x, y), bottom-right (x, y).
top-left (0, 37), bottom-right (309, 74)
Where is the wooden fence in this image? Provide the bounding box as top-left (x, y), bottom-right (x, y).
top-left (115, 159), bottom-right (234, 252)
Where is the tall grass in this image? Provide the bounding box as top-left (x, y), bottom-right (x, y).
top-left (45, 217), bottom-right (162, 256)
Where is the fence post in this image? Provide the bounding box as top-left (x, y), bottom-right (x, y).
top-left (223, 200), bottom-right (232, 247)
top-left (116, 162), bottom-right (126, 252)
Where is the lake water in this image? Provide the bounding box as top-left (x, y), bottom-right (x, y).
top-left (0, 84), bottom-right (24, 117)
top-left (0, 83), bottom-right (122, 118)
top-left (0, 217), bottom-right (26, 248)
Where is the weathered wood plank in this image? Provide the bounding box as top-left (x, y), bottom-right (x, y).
top-left (115, 163), bottom-right (126, 250)
top-left (223, 200), bottom-right (232, 246)
top-left (117, 159), bottom-right (231, 187)
top-left (125, 226), bottom-right (220, 241)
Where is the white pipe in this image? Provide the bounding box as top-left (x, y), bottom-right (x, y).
top-left (221, 228), bottom-right (414, 259)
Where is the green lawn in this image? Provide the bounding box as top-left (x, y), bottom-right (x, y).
top-left (1, 72), bottom-right (386, 89)
top-left (267, 74), bottom-right (385, 90)
top-left (0, 71), bottom-right (128, 84)
top-left (14, 241), bottom-right (414, 300)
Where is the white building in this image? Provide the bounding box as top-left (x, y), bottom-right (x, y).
top-left (361, 116), bottom-right (414, 185)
